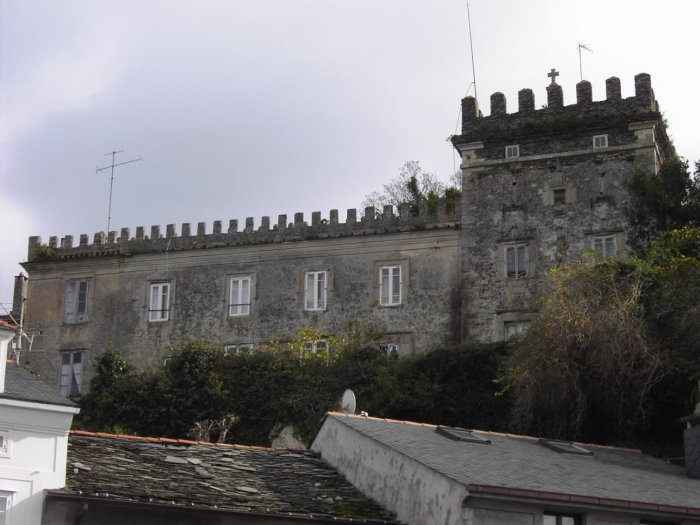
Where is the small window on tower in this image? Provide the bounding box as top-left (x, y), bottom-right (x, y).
top-left (593, 134), bottom-right (608, 148)
top-left (552, 188), bottom-right (566, 206)
top-left (64, 278), bottom-right (90, 324)
top-left (592, 235), bottom-right (616, 259)
top-left (380, 343), bottom-right (400, 358)
top-left (505, 244), bottom-right (529, 278)
top-left (505, 145), bottom-right (520, 159)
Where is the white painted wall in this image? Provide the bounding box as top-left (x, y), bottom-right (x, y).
top-left (0, 325), bottom-right (79, 525)
top-left (312, 416), bottom-right (469, 525)
top-left (0, 399), bottom-right (77, 525)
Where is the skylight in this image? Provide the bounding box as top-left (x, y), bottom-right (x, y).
top-left (435, 426), bottom-right (491, 444)
top-left (538, 439), bottom-right (593, 456)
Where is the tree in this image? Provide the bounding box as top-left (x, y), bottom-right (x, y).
top-left (500, 227), bottom-right (700, 453)
top-left (625, 157), bottom-right (700, 253)
top-left (501, 259), bottom-right (667, 445)
top-left (362, 161), bottom-right (459, 215)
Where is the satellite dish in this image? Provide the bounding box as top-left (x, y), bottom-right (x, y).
top-left (341, 389), bottom-right (356, 414)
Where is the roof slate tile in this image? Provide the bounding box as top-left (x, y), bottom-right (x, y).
top-left (327, 412), bottom-right (700, 514)
top-left (60, 431), bottom-right (399, 523)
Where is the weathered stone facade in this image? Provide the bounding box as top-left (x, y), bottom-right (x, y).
top-left (20, 72), bottom-right (671, 392)
top-left (22, 204), bottom-right (461, 389)
top-left (451, 73), bottom-right (671, 340)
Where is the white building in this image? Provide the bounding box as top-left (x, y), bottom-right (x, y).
top-left (0, 320), bottom-right (79, 525)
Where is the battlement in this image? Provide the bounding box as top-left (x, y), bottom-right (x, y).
top-left (25, 199), bottom-right (460, 263)
top-left (452, 73), bottom-right (665, 147)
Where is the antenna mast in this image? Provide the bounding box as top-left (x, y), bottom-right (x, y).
top-left (577, 42), bottom-right (593, 81)
top-left (467, 1), bottom-right (478, 104)
top-left (96, 150), bottom-right (142, 233)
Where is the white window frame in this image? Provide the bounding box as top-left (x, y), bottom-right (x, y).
top-left (148, 282), bottom-right (170, 322)
top-left (505, 244), bottom-right (529, 279)
top-left (504, 321), bottom-right (530, 339)
top-left (224, 343), bottom-right (254, 356)
top-left (228, 276), bottom-right (251, 317)
top-left (592, 134), bottom-right (608, 148)
top-left (0, 430), bottom-right (10, 458)
top-left (64, 278), bottom-right (90, 324)
top-left (59, 350), bottom-right (83, 397)
top-left (304, 271), bottom-right (327, 311)
top-left (592, 235), bottom-right (616, 259)
top-left (379, 266), bottom-right (402, 306)
top-left (380, 343), bottom-right (400, 357)
top-left (0, 491), bottom-right (13, 525)
top-left (303, 339), bottom-right (329, 354)
top-left (505, 144), bottom-right (520, 159)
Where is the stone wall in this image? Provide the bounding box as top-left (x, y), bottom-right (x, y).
top-left (22, 226), bottom-right (461, 389)
top-left (452, 73), bottom-right (671, 340)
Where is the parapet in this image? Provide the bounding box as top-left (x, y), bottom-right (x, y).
top-left (25, 199), bottom-right (461, 263)
top-left (453, 73), bottom-right (662, 144)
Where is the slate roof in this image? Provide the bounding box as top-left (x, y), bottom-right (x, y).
top-left (0, 363), bottom-right (76, 407)
top-left (57, 431), bottom-right (399, 523)
top-left (325, 413), bottom-right (700, 517)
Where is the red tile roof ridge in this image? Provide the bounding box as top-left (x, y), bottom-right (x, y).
top-left (327, 411), bottom-right (438, 428)
top-left (69, 429), bottom-right (276, 451)
top-left (326, 412), bottom-right (642, 452)
top-left (0, 320), bottom-right (19, 331)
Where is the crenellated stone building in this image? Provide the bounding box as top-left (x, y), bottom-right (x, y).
top-left (19, 72), bottom-right (672, 394)
top-left (451, 71), bottom-right (672, 340)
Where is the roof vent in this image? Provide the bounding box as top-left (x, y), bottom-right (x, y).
top-left (436, 426), bottom-right (491, 444)
top-left (538, 439), bottom-right (593, 456)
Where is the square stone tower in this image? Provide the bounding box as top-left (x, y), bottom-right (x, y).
top-left (452, 72), bottom-right (672, 341)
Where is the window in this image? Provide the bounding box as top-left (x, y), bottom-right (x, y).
top-left (592, 235), bottom-right (616, 259)
top-left (59, 350), bottom-right (83, 397)
top-left (543, 513), bottom-right (581, 525)
top-left (505, 144), bottom-right (520, 158)
top-left (0, 430), bottom-right (9, 458)
top-left (379, 266), bottom-right (402, 306)
top-left (504, 321), bottom-right (530, 339)
top-left (64, 278), bottom-right (90, 323)
top-left (539, 439), bottom-right (592, 456)
top-left (505, 244), bottom-right (528, 278)
top-left (0, 492), bottom-right (12, 525)
top-left (593, 134), bottom-right (608, 148)
top-left (149, 282), bottom-right (170, 321)
top-left (436, 426), bottom-right (491, 444)
top-left (304, 271), bottom-right (327, 311)
top-left (552, 188), bottom-right (566, 206)
top-left (304, 339), bottom-right (329, 354)
top-left (228, 276), bottom-right (251, 316)
top-left (224, 343), bottom-right (254, 356)
top-left (380, 343), bottom-right (400, 357)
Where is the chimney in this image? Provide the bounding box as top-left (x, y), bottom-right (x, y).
top-left (0, 321), bottom-right (19, 393)
top-left (11, 274), bottom-right (27, 323)
top-left (683, 381), bottom-right (700, 479)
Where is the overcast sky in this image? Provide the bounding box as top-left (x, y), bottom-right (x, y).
top-left (2, 0), bottom-right (699, 306)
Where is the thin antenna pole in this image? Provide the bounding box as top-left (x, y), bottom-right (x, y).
top-left (467, 1), bottom-right (478, 104)
top-left (577, 42), bottom-right (593, 82)
top-left (97, 150), bottom-right (142, 233)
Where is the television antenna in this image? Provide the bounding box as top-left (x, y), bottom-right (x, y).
top-left (341, 389), bottom-right (357, 415)
top-left (466, 1), bottom-right (478, 104)
top-left (96, 150), bottom-right (143, 233)
top-left (577, 42), bottom-right (593, 81)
